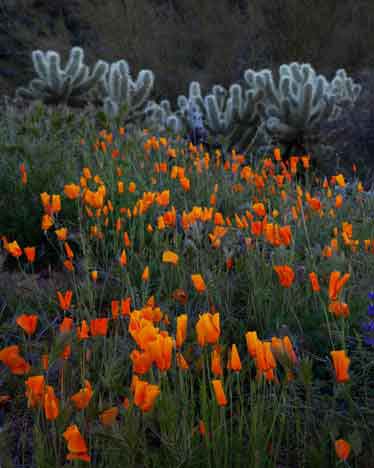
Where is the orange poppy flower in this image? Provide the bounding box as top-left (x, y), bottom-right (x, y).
top-left (90, 318), bottom-right (109, 337)
top-left (64, 242), bottom-right (74, 259)
top-left (99, 407), bottom-right (119, 426)
top-left (211, 379), bottom-right (228, 406)
top-left (329, 301), bottom-right (350, 318)
top-left (273, 265), bottom-right (295, 288)
top-left (176, 352), bottom-right (189, 370)
top-left (24, 246), bottom-right (36, 263)
top-left (309, 272), bottom-right (321, 292)
top-left (211, 346), bottom-right (223, 376)
top-left (330, 350), bottom-right (350, 383)
top-left (176, 314), bottom-right (188, 348)
top-left (41, 214), bottom-right (54, 231)
top-left (16, 314), bottom-right (38, 336)
top-left (119, 248), bottom-right (127, 266)
top-left (55, 227), bottom-right (68, 241)
top-left (25, 375), bottom-right (45, 407)
top-left (60, 317), bottom-right (73, 334)
top-left (64, 184), bottom-right (81, 200)
top-left (227, 344), bottom-right (242, 372)
top-left (63, 424), bottom-right (90, 462)
top-left (44, 385), bottom-right (59, 420)
top-left (0, 345), bottom-right (30, 375)
top-left (133, 378), bottom-right (160, 412)
top-left (252, 203), bottom-right (266, 217)
top-left (162, 250), bottom-right (179, 265)
top-left (245, 331), bottom-right (259, 358)
top-left (147, 333), bottom-right (173, 372)
top-left (121, 297), bottom-right (131, 317)
top-left (328, 271), bottom-right (350, 301)
top-left (6, 240), bottom-right (23, 258)
top-left (130, 349), bottom-right (153, 375)
top-left (191, 274), bottom-right (207, 293)
top-left (335, 439), bottom-right (351, 461)
top-left (196, 312), bottom-right (220, 347)
top-left (77, 320), bottom-right (90, 340)
top-left (57, 290), bottom-right (73, 311)
top-left (140, 265), bottom-right (150, 282)
top-left (71, 380), bottom-right (93, 410)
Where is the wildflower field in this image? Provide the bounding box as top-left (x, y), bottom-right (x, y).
top-left (0, 104), bottom-right (374, 467)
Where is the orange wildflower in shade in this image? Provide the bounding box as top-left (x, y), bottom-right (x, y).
top-left (328, 271), bottom-right (350, 301)
top-left (60, 317), bottom-right (73, 334)
top-left (133, 378), bottom-right (160, 412)
top-left (0, 345), bottom-right (30, 375)
top-left (227, 344), bottom-right (242, 372)
top-left (211, 379), bottom-right (228, 406)
top-left (252, 203), bottom-right (266, 217)
top-left (63, 424), bottom-right (91, 463)
top-left (162, 250), bottom-right (179, 265)
top-left (24, 246), bottom-right (36, 263)
top-left (211, 346), bottom-right (223, 376)
top-left (57, 290), bottom-right (73, 311)
top-left (191, 274), bottom-right (207, 293)
top-left (273, 265), bottom-right (295, 288)
top-left (172, 288), bottom-right (188, 305)
top-left (123, 231), bottom-right (131, 247)
top-left (330, 350), bottom-right (350, 383)
top-left (25, 375), bottom-right (45, 407)
top-left (77, 320), bottom-right (90, 340)
top-left (309, 272), bottom-right (321, 292)
top-left (335, 174), bottom-right (346, 188)
top-left (71, 380), bottom-right (93, 410)
top-left (329, 302), bottom-right (350, 318)
top-left (99, 407), bottom-right (119, 426)
top-left (20, 163), bottom-right (27, 185)
top-left (64, 259), bottom-right (74, 271)
top-left (111, 300), bottom-right (119, 320)
top-left (176, 314), bottom-right (188, 348)
top-left (6, 240), bottom-right (23, 258)
top-left (196, 312), bottom-right (220, 347)
top-left (121, 297), bottom-right (131, 317)
top-left (43, 385), bottom-right (59, 420)
top-left (61, 344), bottom-right (71, 360)
top-left (335, 194), bottom-right (343, 209)
top-left (90, 318), bottom-right (109, 337)
top-left (176, 352), bottom-right (189, 370)
top-left (41, 354), bottom-right (49, 370)
top-left (119, 248), bottom-right (127, 266)
top-left (255, 341), bottom-right (277, 382)
top-left (322, 246), bottom-right (333, 258)
top-left (64, 183), bottom-right (81, 200)
top-left (91, 270), bottom-right (98, 282)
top-left (64, 242), bottom-right (74, 259)
top-left (198, 420), bottom-right (206, 437)
top-left (55, 227), bottom-right (68, 241)
top-left (128, 182), bottom-right (136, 193)
top-left (41, 214), bottom-right (54, 231)
top-left (16, 314), bottom-right (38, 336)
top-left (141, 266), bottom-right (150, 281)
top-left (307, 197), bottom-right (322, 211)
top-left (335, 439), bottom-right (351, 461)
top-left (245, 331), bottom-right (259, 358)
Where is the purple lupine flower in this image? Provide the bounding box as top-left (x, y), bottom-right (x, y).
top-left (361, 291), bottom-right (374, 346)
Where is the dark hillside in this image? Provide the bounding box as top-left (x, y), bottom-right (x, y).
top-left (0, 0), bottom-right (373, 104)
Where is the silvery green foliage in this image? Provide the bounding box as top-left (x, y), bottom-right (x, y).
top-left (144, 99), bottom-right (184, 134)
top-left (99, 59), bottom-right (154, 122)
top-left (144, 80), bottom-right (268, 153)
top-left (16, 47), bottom-right (108, 106)
top-left (243, 62), bottom-right (362, 147)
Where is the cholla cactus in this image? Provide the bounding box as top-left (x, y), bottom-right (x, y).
top-left (243, 62), bottom-right (362, 158)
top-left (16, 47), bottom-right (108, 106)
top-left (98, 59), bottom-right (154, 124)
